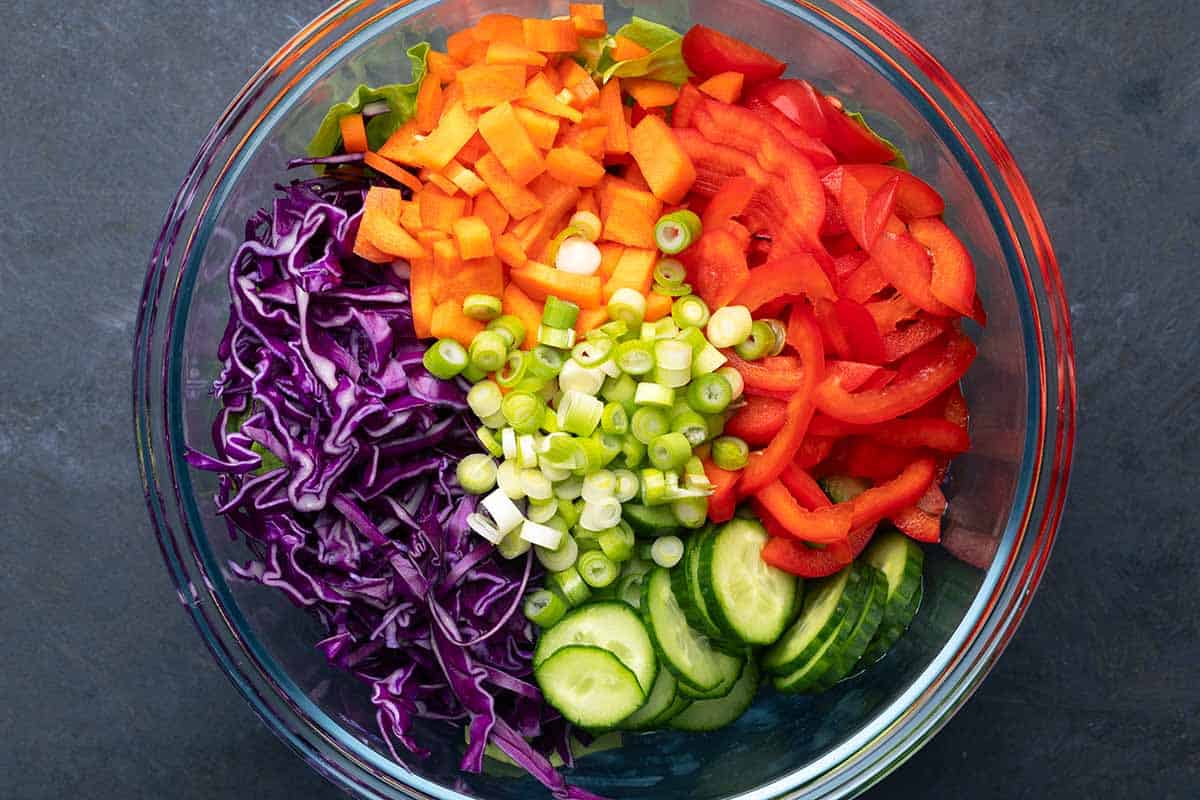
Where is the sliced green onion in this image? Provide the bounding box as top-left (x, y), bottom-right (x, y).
top-left (716, 366), bottom-right (744, 400)
top-left (557, 498), bottom-right (582, 529)
top-left (650, 535), bottom-right (685, 568)
top-left (654, 366), bottom-right (692, 389)
top-left (634, 382), bottom-right (674, 408)
top-left (556, 237), bottom-right (603, 275)
top-left (423, 338), bottom-right (468, 379)
top-left (538, 324), bottom-right (576, 350)
top-left (569, 210), bottom-right (602, 242)
top-left (500, 427), bottom-right (518, 460)
top-left (524, 519), bottom-right (566, 551)
top-left (577, 550), bottom-right (619, 588)
top-left (571, 337), bottom-right (614, 367)
top-left (692, 341), bottom-right (727, 376)
top-left (475, 426), bottom-right (503, 457)
top-left (496, 351), bottom-right (529, 388)
top-left (649, 432), bottom-right (692, 471)
top-left (460, 363), bottom-right (488, 384)
top-left (672, 496), bottom-right (709, 528)
top-left (653, 318), bottom-right (679, 339)
top-left (765, 319), bottom-right (788, 356)
top-left (653, 258), bottom-right (687, 287)
top-left (523, 588), bottom-right (567, 627)
top-left (687, 373), bottom-right (733, 415)
top-left (651, 281), bottom-right (693, 297)
top-left (542, 295), bottom-right (581, 329)
top-left (463, 293), bottom-right (502, 322)
top-left (621, 435), bottom-right (646, 467)
top-left (486, 315), bottom-right (526, 349)
top-left (501, 391), bottom-right (544, 434)
top-left (481, 410), bottom-right (507, 430)
top-left (558, 359), bottom-right (606, 396)
top-left (615, 340), bottom-right (655, 375)
top-left (557, 390), bottom-right (604, 437)
top-left (601, 372), bottom-right (639, 411)
top-left (684, 455), bottom-right (709, 479)
top-left (548, 565), bottom-right (591, 605)
top-left (707, 412), bottom-right (727, 440)
top-left (592, 431), bottom-right (623, 465)
top-left (640, 468), bottom-right (668, 505)
top-left (575, 437), bottom-right (609, 473)
top-left (671, 295), bottom-right (710, 329)
top-left (467, 513), bottom-right (504, 544)
top-left (671, 410), bottom-right (709, 447)
top-left (496, 459), bottom-right (524, 500)
top-left (469, 330), bottom-right (508, 373)
top-left (706, 305), bottom-right (753, 348)
top-left (497, 527), bottom-right (532, 559)
top-left (630, 407), bottom-right (670, 445)
top-left (712, 435), bottom-right (750, 470)
top-left (527, 497), bottom-right (559, 523)
top-left (592, 319), bottom-right (628, 340)
top-left (480, 487), bottom-right (525, 535)
top-left (601, 402), bottom-right (629, 434)
top-left (617, 570), bottom-right (646, 607)
top-left (521, 468), bottom-right (553, 500)
top-left (540, 461), bottom-right (571, 482)
top-left (654, 210), bottom-right (702, 254)
top-left (528, 345), bottom-right (565, 380)
top-left (467, 380), bottom-right (503, 419)
top-left (551, 475), bottom-right (582, 503)
top-left (654, 339), bottom-right (693, 371)
top-left (607, 287), bottom-right (646, 327)
top-left (734, 320), bottom-right (776, 361)
top-left (581, 470), bottom-right (617, 503)
top-left (540, 407), bottom-right (561, 434)
top-left (613, 469), bottom-right (640, 502)
top-left (598, 523), bottom-right (636, 562)
top-left (580, 497), bottom-right (622, 531)
top-left (457, 453), bottom-right (498, 494)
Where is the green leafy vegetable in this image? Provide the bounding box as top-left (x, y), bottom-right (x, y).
top-left (600, 18), bottom-right (690, 86)
top-left (844, 110), bottom-right (909, 170)
top-left (307, 42), bottom-right (430, 157)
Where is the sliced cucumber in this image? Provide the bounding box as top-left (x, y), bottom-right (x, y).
top-left (620, 666), bottom-right (678, 730)
top-left (700, 519), bottom-right (799, 645)
top-left (623, 503), bottom-right (682, 537)
top-left (653, 694), bottom-right (692, 727)
top-left (808, 565), bottom-right (888, 691)
top-left (677, 655), bottom-right (743, 700)
top-left (641, 566), bottom-right (743, 692)
top-left (536, 645), bottom-right (646, 729)
top-left (762, 562), bottom-right (870, 675)
top-left (819, 474), bottom-right (870, 504)
top-left (858, 529), bottom-right (925, 665)
top-left (534, 601), bottom-right (657, 694)
top-left (673, 527), bottom-right (726, 640)
top-left (669, 658), bottom-right (760, 732)
top-left (861, 571), bottom-right (924, 666)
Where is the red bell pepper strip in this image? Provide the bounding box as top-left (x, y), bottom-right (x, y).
top-left (741, 97), bottom-right (838, 169)
top-left (871, 232), bottom-right (958, 317)
top-left (673, 128), bottom-right (761, 196)
top-left (824, 360), bottom-right (884, 392)
top-left (907, 217), bottom-right (979, 320)
top-left (760, 522), bottom-right (879, 578)
top-left (865, 293), bottom-right (922, 334)
top-left (859, 367), bottom-right (897, 391)
top-left (813, 298), bottom-right (853, 359)
top-left (703, 458), bottom-right (741, 523)
top-left (681, 25), bottom-right (787, 84)
top-left (673, 82), bottom-right (705, 129)
top-left (837, 164), bottom-right (945, 220)
top-left (839, 257), bottom-right (887, 303)
top-left (813, 331), bottom-right (976, 424)
top-left (822, 167), bottom-right (898, 251)
top-left (754, 480), bottom-right (853, 543)
top-left (779, 463), bottom-right (831, 510)
top-left (842, 438), bottom-right (919, 480)
top-left (685, 227), bottom-right (751, 309)
top-left (890, 505), bottom-right (941, 542)
top-left (730, 252), bottom-right (836, 310)
top-left (724, 350), bottom-right (808, 395)
top-left (808, 412), bottom-right (868, 438)
top-left (743, 79), bottom-right (829, 140)
top-left (848, 456), bottom-right (938, 529)
top-left (882, 315), bottom-right (950, 363)
top-left (701, 174), bottom-right (758, 230)
top-left (820, 187), bottom-right (849, 236)
top-left (916, 482), bottom-right (948, 515)
top-left (816, 92), bottom-right (898, 163)
top-left (833, 297), bottom-right (887, 364)
top-left (724, 394), bottom-right (787, 445)
top-left (794, 434), bottom-right (835, 469)
top-left (870, 417), bottom-right (970, 453)
top-left (834, 248), bottom-right (870, 278)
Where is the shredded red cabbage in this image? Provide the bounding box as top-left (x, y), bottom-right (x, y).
top-left (185, 175), bottom-right (603, 799)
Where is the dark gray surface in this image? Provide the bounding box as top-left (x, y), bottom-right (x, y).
top-left (1, 1), bottom-right (1196, 798)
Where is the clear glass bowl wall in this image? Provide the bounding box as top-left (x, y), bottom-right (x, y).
top-left (134, 1), bottom-right (1075, 799)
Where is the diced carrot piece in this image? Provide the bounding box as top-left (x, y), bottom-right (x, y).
top-left (361, 206), bottom-right (427, 260)
top-left (501, 283), bottom-right (543, 348)
top-left (399, 199), bottom-right (423, 234)
top-left (442, 160), bottom-right (487, 196)
top-left (559, 124), bottom-right (609, 160)
top-left (338, 113), bottom-right (368, 153)
top-left (431, 300), bottom-right (485, 346)
top-left (603, 246), bottom-right (657, 300)
top-left (496, 232), bottom-right (529, 269)
top-left (452, 216), bottom-right (495, 260)
top-left (427, 51), bottom-right (461, 84)
top-left (575, 307), bottom-right (609, 337)
top-left (472, 190), bottom-right (511, 238)
top-left (485, 40), bottom-right (548, 67)
top-left (353, 236), bottom-right (393, 264)
top-left (569, 3), bottom-right (605, 19)
top-left (418, 184), bottom-right (468, 232)
top-left (545, 146), bottom-right (606, 187)
top-left (447, 27), bottom-right (483, 64)
top-left (363, 151), bottom-right (423, 194)
top-left (610, 35), bottom-right (651, 61)
top-left (430, 172), bottom-right (462, 196)
top-left (378, 120), bottom-right (423, 165)
top-left (540, 65), bottom-right (564, 93)
top-left (519, 74), bottom-right (584, 122)
top-left (410, 257), bottom-right (435, 337)
top-left (623, 78), bottom-right (680, 109)
top-left (597, 242), bottom-right (625, 280)
top-left (415, 76), bottom-right (444, 133)
top-left (645, 290), bottom-right (673, 322)
top-left (509, 260), bottom-right (603, 308)
top-left (698, 71), bottom-right (745, 104)
top-left (599, 177), bottom-right (662, 247)
top-left (412, 102), bottom-right (479, 170)
top-left (520, 176), bottom-right (582, 256)
top-left (576, 107), bottom-right (608, 129)
top-left (364, 186), bottom-right (405, 217)
top-left (440, 81), bottom-right (462, 114)
top-left (598, 79), bottom-right (630, 155)
top-left (522, 18), bottom-right (579, 53)
top-left (475, 152), bottom-right (543, 219)
top-left (570, 76), bottom-right (601, 109)
top-left (623, 161), bottom-right (651, 192)
top-left (456, 132), bottom-right (489, 166)
top-left (431, 239), bottom-right (462, 302)
top-left (513, 106), bottom-right (561, 150)
top-left (572, 16), bottom-right (607, 38)
top-left (559, 58), bottom-right (592, 90)
top-left (476, 13), bottom-right (525, 44)
top-left (416, 229), bottom-right (448, 248)
top-left (478, 102), bottom-right (547, 185)
top-left (457, 63), bottom-right (527, 110)
top-left (629, 114), bottom-right (697, 204)
top-left (441, 255), bottom-right (505, 303)
top-left (577, 189), bottom-right (599, 217)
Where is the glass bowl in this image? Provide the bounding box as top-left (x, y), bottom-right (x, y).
top-left (133, 1), bottom-right (1076, 798)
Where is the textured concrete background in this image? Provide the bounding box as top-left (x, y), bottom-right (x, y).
top-left (1, 0), bottom-right (1196, 798)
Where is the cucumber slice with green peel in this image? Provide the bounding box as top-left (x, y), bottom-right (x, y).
top-left (535, 645), bottom-right (646, 729)
top-left (861, 572), bottom-right (924, 666)
top-left (819, 475), bottom-right (870, 504)
top-left (669, 658), bottom-right (760, 732)
top-left (641, 566), bottom-right (743, 692)
top-left (762, 562), bottom-right (871, 675)
top-left (622, 503), bottom-right (682, 537)
top-left (700, 519), bottom-right (799, 645)
top-left (807, 566), bottom-right (888, 692)
top-left (652, 694), bottom-right (692, 727)
top-left (620, 666), bottom-right (678, 730)
top-left (857, 530), bottom-right (925, 664)
top-left (673, 527), bottom-right (726, 640)
top-left (677, 654), bottom-right (744, 700)
top-left (534, 601), bottom-right (657, 694)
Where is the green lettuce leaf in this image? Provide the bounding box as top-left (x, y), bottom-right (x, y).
top-left (307, 42), bottom-right (430, 158)
top-left (600, 17), bottom-right (691, 86)
top-left (844, 110), bottom-right (909, 170)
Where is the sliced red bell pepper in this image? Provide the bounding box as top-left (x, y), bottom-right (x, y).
top-left (825, 361), bottom-right (884, 392)
top-left (833, 297), bottom-right (887, 364)
top-left (870, 417), bottom-right (970, 453)
top-left (813, 331), bottom-right (976, 424)
top-left (741, 98), bottom-right (838, 168)
top-left (673, 81), bottom-right (705, 129)
top-left (890, 504), bottom-right (941, 542)
top-left (808, 412), bottom-right (867, 438)
top-left (813, 298), bottom-right (853, 359)
top-left (794, 434), bottom-right (835, 469)
top-left (907, 217), bottom-right (979, 320)
top-left (848, 456), bottom-right (937, 528)
top-left (743, 79), bottom-right (829, 140)
top-left (839, 258), bottom-right (887, 303)
top-left (842, 438), bottom-right (918, 481)
top-left (724, 394), bottom-right (787, 445)
top-left (859, 367), bottom-right (897, 391)
top-left (834, 249), bottom-right (870, 278)
top-left (730, 252), bottom-right (835, 310)
top-left (724, 350), bottom-right (808, 395)
top-left (820, 187), bottom-right (848, 237)
top-left (684, 227), bottom-right (751, 309)
top-left (754, 480), bottom-right (853, 543)
top-left (916, 482), bottom-right (948, 515)
top-left (681, 24), bottom-right (787, 84)
top-left (673, 128), bottom-right (761, 196)
top-left (822, 167), bottom-right (898, 251)
top-left (871, 231), bottom-right (958, 317)
top-left (865, 293), bottom-right (922, 334)
top-left (703, 458), bottom-right (741, 523)
top-left (816, 92), bottom-right (897, 163)
top-left (701, 174), bottom-right (758, 230)
top-left (882, 315), bottom-right (950, 363)
top-left (837, 164), bottom-right (944, 220)
top-left (779, 463), bottom-right (831, 509)
top-left (760, 522), bottom-right (878, 578)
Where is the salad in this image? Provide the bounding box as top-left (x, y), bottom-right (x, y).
top-left (187, 8), bottom-right (982, 798)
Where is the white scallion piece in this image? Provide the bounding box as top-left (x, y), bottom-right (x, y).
top-left (480, 488), bottom-right (525, 535)
top-left (520, 519), bottom-right (565, 549)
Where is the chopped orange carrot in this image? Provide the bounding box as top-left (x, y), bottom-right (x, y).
top-left (623, 161), bottom-right (651, 192)
top-left (442, 160), bottom-right (487, 196)
top-left (447, 27), bottom-right (484, 64)
top-left (628, 114), bottom-right (697, 204)
top-left (571, 76), bottom-right (601, 109)
top-left (440, 255), bottom-right (505, 304)
top-left (623, 78), bottom-right (680, 109)
top-left (576, 107), bottom-right (608, 128)
top-left (425, 170), bottom-right (460, 197)
top-left (559, 58), bottom-right (592, 90)
top-left (412, 102), bottom-right (479, 170)
top-left (610, 35), bottom-right (651, 61)
top-left (378, 120), bottom-right (423, 164)
top-left (485, 40), bottom-right (548, 67)
top-left (519, 176), bottom-right (583, 255)
top-left (522, 18), bottom-right (579, 53)
top-left (440, 81), bottom-right (462, 113)
top-left (559, 124), bottom-right (609, 160)
top-left (363, 151), bottom-right (423, 193)
top-left (599, 176), bottom-right (662, 247)
top-left (339, 113), bottom-right (368, 153)
top-left (431, 300), bottom-right (485, 346)
top-left (577, 189), bottom-right (599, 216)
top-left (475, 152), bottom-right (543, 219)
top-left (427, 51), bottom-right (461, 84)
top-left (509, 260), bottom-right (603, 308)
top-left (415, 76), bottom-right (444, 133)
top-left (410, 257), bottom-right (435, 337)
top-left (575, 307), bottom-right (609, 337)
top-left (354, 236), bottom-right (393, 264)
top-left (496, 233), bottom-right (529, 269)
top-left (545, 146), bottom-right (606, 187)
top-left (598, 79), bottom-right (630, 155)
top-left (456, 132), bottom-right (489, 166)
top-left (475, 13), bottom-right (525, 44)
top-left (416, 229), bottom-right (449, 248)
top-left (452, 216), bottom-right (495, 260)
top-left (364, 185), bottom-right (405, 217)
top-left (510, 213), bottom-right (537, 242)
top-left (513, 106), bottom-right (561, 150)
top-left (569, 3), bottom-right (604, 19)
top-left (419, 184), bottom-right (468, 232)
top-left (597, 242), bottom-right (625, 280)
top-left (572, 15), bottom-right (607, 38)
top-left (645, 290), bottom-right (673, 322)
top-left (457, 63), bottom-right (527, 110)
top-left (603, 246), bottom-right (657, 300)
top-left (698, 71), bottom-right (745, 104)
top-left (399, 199), bottom-right (423, 233)
top-left (361, 210), bottom-right (427, 260)
top-left (539, 65), bottom-right (564, 93)
top-left (431, 239), bottom-right (462, 302)
top-left (501, 283), bottom-right (543, 348)
top-left (519, 74), bottom-right (584, 122)
top-left (478, 102), bottom-right (547, 185)
top-left (472, 190), bottom-right (511, 238)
